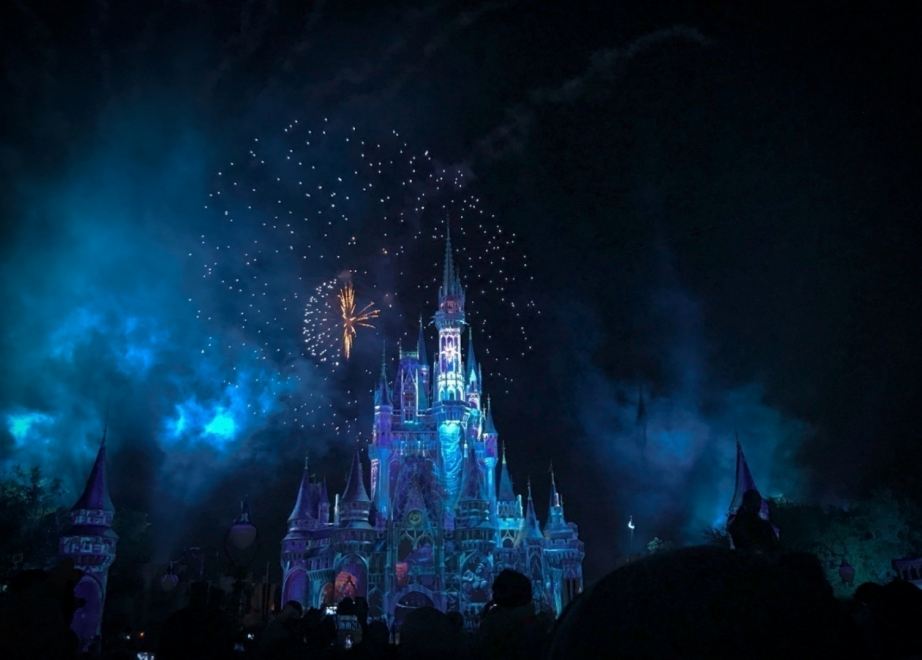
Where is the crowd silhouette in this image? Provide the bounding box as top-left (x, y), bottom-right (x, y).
top-left (1, 550), bottom-right (921, 659)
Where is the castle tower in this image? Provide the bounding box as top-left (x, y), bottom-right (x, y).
top-left (523, 479), bottom-right (547, 610)
top-left (543, 468), bottom-right (585, 615)
top-left (59, 429), bottom-right (118, 651)
top-left (281, 456), bottom-right (315, 607)
top-left (481, 396), bottom-right (499, 512)
top-left (434, 225), bottom-right (466, 403)
top-left (288, 456), bottom-right (320, 531)
top-left (494, 444), bottom-right (523, 573)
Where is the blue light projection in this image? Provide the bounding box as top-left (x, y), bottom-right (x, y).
top-left (204, 409), bottom-right (236, 440)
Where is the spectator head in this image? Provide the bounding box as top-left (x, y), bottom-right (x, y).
top-left (490, 570), bottom-right (533, 608)
top-left (281, 600), bottom-right (303, 621)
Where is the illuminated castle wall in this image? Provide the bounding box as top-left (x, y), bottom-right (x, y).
top-left (280, 231), bottom-right (584, 624)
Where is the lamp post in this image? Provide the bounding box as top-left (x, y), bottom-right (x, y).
top-left (627, 515), bottom-right (635, 560)
top-left (225, 497), bottom-right (259, 622)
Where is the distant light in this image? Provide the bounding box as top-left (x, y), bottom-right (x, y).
top-left (204, 410), bottom-right (236, 439)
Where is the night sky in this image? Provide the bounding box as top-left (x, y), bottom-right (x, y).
top-left (2, 1), bottom-right (921, 583)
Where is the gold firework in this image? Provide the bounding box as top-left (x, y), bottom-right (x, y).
top-left (338, 283), bottom-right (380, 359)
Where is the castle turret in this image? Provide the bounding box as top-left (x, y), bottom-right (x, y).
top-left (60, 429), bottom-right (117, 651)
top-left (288, 456), bottom-right (320, 531)
top-left (524, 479), bottom-right (543, 541)
top-left (542, 468), bottom-right (585, 615)
top-left (481, 396), bottom-right (499, 507)
top-left (497, 445), bottom-right (517, 510)
top-left (523, 478), bottom-right (548, 611)
top-left (483, 396), bottom-right (498, 439)
top-left (340, 449), bottom-right (372, 528)
top-left (495, 444), bottom-right (523, 564)
top-left (545, 465), bottom-right (569, 537)
top-left (465, 327), bottom-right (481, 409)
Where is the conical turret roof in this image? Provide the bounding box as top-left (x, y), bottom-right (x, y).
top-left (524, 479), bottom-right (543, 540)
top-left (375, 343), bottom-right (392, 406)
top-left (729, 438), bottom-right (760, 513)
top-left (416, 316), bottom-right (428, 365)
top-left (466, 326), bottom-right (478, 380)
top-left (288, 456), bottom-right (317, 521)
top-left (497, 444), bottom-right (516, 501)
top-left (440, 223), bottom-right (463, 299)
top-left (342, 449), bottom-right (370, 503)
top-left (72, 430), bottom-right (114, 513)
top-left (484, 396), bottom-right (497, 435)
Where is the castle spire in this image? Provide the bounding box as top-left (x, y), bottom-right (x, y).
top-left (497, 443), bottom-right (515, 501)
top-left (417, 316), bottom-right (428, 365)
top-left (340, 448), bottom-right (372, 528)
top-left (72, 428), bottom-right (114, 514)
top-left (441, 221), bottom-right (460, 298)
top-left (549, 462), bottom-right (560, 509)
top-left (484, 396), bottom-right (497, 435)
top-left (545, 465), bottom-right (573, 541)
top-left (342, 449), bottom-right (370, 503)
top-left (435, 222), bottom-right (465, 331)
top-left (375, 342), bottom-right (392, 406)
top-left (524, 478), bottom-right (543, 539)
top-left (288, 454), bottom-right (317, 522)
top-left (466, 326), bottom-right (478, 379)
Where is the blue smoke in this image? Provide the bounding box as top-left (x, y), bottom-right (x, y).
top-left (0, 104), bottom-right (334, 558)
top-left (570, 277), bottom-right (809, 553)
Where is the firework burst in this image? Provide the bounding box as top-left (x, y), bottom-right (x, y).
top-left (196, 117), bottom-right (540, 439)
top-left (338, 282), bottom-right (379, 360)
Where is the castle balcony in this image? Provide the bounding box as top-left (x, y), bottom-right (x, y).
top-left (432, 400), bottom-right (468, 424)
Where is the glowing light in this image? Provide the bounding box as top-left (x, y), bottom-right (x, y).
top-left (338, 282), bottom-right (379, 359)
top-left (167, 407), bottom-right (187, 438)
top-left (7, 411), bottom-right (53, 444)
top-left (204, 410), bottom-right (236, 439)
top-left (627, 515), bottom-right (635, 531)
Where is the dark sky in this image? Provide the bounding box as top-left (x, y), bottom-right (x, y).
top-left (2, 1), bottom-right (920, 583)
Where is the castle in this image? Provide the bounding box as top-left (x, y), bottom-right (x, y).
top-left (280, 230), bottom-right (584, 625)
